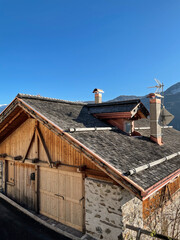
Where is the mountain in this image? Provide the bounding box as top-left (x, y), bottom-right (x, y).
top-left (111, 82), bottom-right (180, 131)
top-left (164, 82), bottom-right (180, 130)
top-left (0, 104), bottom-right (8, 113)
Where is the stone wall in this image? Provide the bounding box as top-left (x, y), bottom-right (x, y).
top-left (143, 189), bottom-right (180, 239)
top-left (85, 178), bottom-right (143, 240)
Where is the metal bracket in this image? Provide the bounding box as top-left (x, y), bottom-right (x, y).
top-left (79, 196), bottom-right (84, 203)
top-left (136, 228), bottom-right (141, 240)
top-left (54, 194), bottom-right (64, 200)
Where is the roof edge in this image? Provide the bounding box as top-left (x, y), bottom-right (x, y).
top-left (142, 169), bottom-right (180, 200)
top-left (17, 93), bottom-right (87, 106)
top-left (87, 99), bottom-right (141, 107)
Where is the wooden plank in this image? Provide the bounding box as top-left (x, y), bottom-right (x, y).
top-left (39, 167), bottom-right (59, 221)
top-left (38, 167), bottom-right (84, 232)
top-left (0, 109), bottom-right (24, 134)
top-left (22, 128), bottom-right (36, 163)
top-left (36, 127), bottom-right (52, 167)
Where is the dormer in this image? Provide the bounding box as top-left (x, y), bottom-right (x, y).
top-left (87, 99), bottom-right (149, 134)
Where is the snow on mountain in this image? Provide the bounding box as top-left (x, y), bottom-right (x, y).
top-left (0, 104), bottom-right (8, 113)
top-left (170, 87), bottom-right (180, 95)
top-left (165, 82), bottom-right (180, 95)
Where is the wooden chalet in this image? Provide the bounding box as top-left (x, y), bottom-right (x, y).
top-left (0, 94), bottom-right (179, 239)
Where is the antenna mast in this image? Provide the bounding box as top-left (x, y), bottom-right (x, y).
top-left (148, 78), bottom-right (164, 105)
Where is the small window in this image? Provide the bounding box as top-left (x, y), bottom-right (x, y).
top-left (7, 161), bottom-right (15, 184)
top-left (125, 121), bottom-right (131, 133)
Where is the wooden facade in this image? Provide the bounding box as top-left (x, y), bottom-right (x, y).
top-left (143, 175), bottom-right (180, 219)
top-left (0, 117), bottom-right (111, 231)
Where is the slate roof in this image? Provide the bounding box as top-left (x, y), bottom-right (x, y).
top-left (2, 94), bottom-right (180, 192)
top-left (70, 128), bottom-right (180, 190)
top-left (16, 94), bottom-right (109, 129)
top-left (88, 99), bottom-right (140, 113)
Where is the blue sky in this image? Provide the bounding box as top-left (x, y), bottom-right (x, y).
top-left (1, 0), bottom-right (180, 104)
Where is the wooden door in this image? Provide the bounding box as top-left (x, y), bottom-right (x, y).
top-left (39, 167), bottom-right (84, 231)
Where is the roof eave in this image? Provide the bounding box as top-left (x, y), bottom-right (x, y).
top-left (141, 169), bottom-right (180, 200)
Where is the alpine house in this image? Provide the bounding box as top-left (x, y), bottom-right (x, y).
top-left (0, 90), bottom-right (179, 240)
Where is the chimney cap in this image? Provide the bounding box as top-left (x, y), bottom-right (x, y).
top-left (93, 88), bottom-right (104, 93)
top-left (146, 93), bottom-right (164, 99)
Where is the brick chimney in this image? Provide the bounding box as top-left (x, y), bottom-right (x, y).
top-left (93, 89), bottom-right (104, 104)
top-left (147, 93), bottom-right (163, 145)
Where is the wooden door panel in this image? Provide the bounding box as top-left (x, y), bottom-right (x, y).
top-left (39, 167), bottom-right (59, 221)
top-left (58, 198), bottom-right (66, 223)
top-left (39, 167), bottom-right (84, 231)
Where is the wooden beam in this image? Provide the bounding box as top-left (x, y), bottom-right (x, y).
top-left (94, 112), bottom-right (132, 119)
top-left (22, 128), bottom-right (36, 163)
top-left (85, 169), bottom-right (111, 178)
top-left (34, 121), bottom-right (39, 160)
top-left (0, 109), bottom-right (24, 134)
top-left (36, 126), bottom-right (52, 167)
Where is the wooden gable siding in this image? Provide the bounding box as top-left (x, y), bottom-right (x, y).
top-left (0, 117), bottom-right (111, 215)
top-left (0, 117), bottom-right (108, 174)
top-left (0, 118), bottom-right (36, 158)
top-left (38, 122), bottom-right (99, 170)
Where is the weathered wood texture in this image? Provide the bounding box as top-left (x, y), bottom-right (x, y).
top-left (39, 167), bottom-right (85, 231)
top-left (0, 117), bottom-right (107, 222)
top-left (0, 119), bottom-right (37, 160)
top-left (143, 175), bottom-right (180, 219)
top-left (6, 162), bottom-right (35, 210)
top-left (0, 118), bottom-right (100, 170)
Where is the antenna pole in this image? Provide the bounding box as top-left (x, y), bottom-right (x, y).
top-left (162, 82), bottom-right (164, 107)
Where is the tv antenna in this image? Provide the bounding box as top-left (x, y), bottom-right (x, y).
top-left (148, 78), bottom-right (164, 94)
top-left (148, 79), bottom-right (174, 126)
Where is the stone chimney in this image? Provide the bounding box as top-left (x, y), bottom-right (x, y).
top-left (147, 93), bottom-right (163, 145)
top-left (93, 89), bottom-right (104, 104)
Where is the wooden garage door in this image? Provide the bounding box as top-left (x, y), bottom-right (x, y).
top-left (39, 167), bottom-right (84, 231)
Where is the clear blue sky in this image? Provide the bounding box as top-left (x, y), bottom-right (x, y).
top-left (1, 0), bottom-right (180, 104)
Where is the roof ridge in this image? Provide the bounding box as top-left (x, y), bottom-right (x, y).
top-left (16, 93), bottom-right (87, 106)
top-left (87, 98), bottom-right (141, 107)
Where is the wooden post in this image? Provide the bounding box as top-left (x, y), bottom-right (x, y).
top-left (35, 165), bottom-right (39, 213)
top-left (34, 126), bottom-right (39, 160)
top-left (36, 126), bottom-right (52, 167)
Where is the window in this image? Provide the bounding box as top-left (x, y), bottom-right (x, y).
top-left (125, 121), bottom-right (131, 133)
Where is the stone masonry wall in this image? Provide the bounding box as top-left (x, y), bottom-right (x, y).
top-left (143, 189), bottom-right (180, 239)
top-left (85, 178), bottom-right (143, 240)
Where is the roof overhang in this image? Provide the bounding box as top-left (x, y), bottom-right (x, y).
top-left (0, 98), bottom-right (30, 144)
top-left (88, 100), bottom-right (149, 121)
